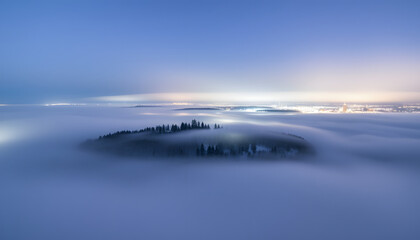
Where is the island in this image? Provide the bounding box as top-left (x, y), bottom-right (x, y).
top-left (81, 120), bottom-right (314, 160)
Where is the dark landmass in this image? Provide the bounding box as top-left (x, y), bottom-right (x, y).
top-left (175, 107), bottom-right (221, 111)
top-left (131, 105), bottom-right (162, 108)
top-left (82, 120), bottom-right (314, 160)
top-left (257, 109), bottom-right (300, 113)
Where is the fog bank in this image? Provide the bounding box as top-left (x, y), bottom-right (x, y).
top-left (1, 106), bottom-right (420, 240)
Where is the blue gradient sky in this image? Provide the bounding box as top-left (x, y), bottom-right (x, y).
top-left (1, 0), bottom-right (420, 103)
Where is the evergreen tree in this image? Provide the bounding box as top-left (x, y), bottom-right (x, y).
top-left (200, 144), bottom-right (205, 156)
top-left (215, 145), bottom-right (222, 155)
top-left (207, 145), bottom-right (215, 155)
top-left (271, 146), bottom-right (277, 153)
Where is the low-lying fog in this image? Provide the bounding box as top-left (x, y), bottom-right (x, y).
top-left (1, 105), bottom-right (420, 240)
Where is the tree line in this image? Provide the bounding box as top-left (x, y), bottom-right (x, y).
top-left (99, 119), bottom-right (222, 139)
top-left (195, 143), bottom-right (286, 157)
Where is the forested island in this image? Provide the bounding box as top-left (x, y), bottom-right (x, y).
top-left (82, 120), bottom-right (314, 159)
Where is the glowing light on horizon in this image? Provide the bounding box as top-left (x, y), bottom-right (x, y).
top-left (44, 103), bottom-right (87, 106)
top-left (91, 91), bottom-right (420, 104)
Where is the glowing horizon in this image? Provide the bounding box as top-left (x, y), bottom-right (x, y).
top-left (90, 91), bottom-right (420, 104)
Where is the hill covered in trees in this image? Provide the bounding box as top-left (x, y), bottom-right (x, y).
top-left (82, 120), bottom-right (313, 160)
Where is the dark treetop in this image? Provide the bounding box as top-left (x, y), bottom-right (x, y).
top-left (99, 119), bottom-right (221, 140)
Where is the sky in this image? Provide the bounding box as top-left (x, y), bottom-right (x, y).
top-left (1, 0), bottom-right (420, 104)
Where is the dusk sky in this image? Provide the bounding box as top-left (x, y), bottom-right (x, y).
top-left (1, 0), bottom-right (420, 103)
